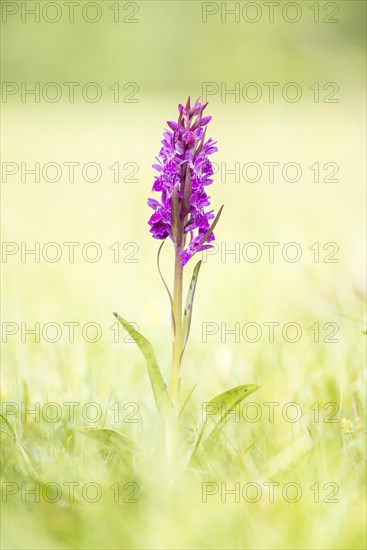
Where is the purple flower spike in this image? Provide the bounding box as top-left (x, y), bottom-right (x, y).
top-left (148, 97), bottom-right (219, 266)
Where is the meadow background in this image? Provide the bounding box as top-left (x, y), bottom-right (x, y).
top-left (1, 1), bottom-right (366, 548)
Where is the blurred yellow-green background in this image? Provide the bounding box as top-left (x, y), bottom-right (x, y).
top-left (1, 1), bottom-right (366, 549)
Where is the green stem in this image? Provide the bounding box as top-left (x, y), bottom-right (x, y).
top-left (170, 247), bottom-right (184, 407)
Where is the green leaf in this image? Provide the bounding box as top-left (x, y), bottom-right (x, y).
top-left (178, 383), bottom-right (198, 419)
top-left (182, 163), bottom-right (193, 217)
top-left (77, 427), bottom-right (140, 456)
top-left (113, 313), bottom-right (173, 417)
top-left (202, 204), bottom-right (224, 246)
top-left (189, 383), bottom-right (261, 466)
top-left (157, 241), bottom-right (175, 333)
top-left (182, 260), bottom-right (202, 352)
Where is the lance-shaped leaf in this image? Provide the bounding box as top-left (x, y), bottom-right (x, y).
top-left (157, 241), bottom-right (175, 335)
top-left (189, 383), bottom-right (261, 466)
top-left (113, 313), bottom-right (173, 417)
top-left (77, 427), bottom-right (140, 457)
top-left (182, 259), bottom-right (202, 353)
top-left (178, 383), bottom-right (197, 420)
top-left (182, 162), bottom-right (193, 218)
top-left (201, 204), bottom-right (224, 246)
top-left (171, 185), bottom-right (182, 246)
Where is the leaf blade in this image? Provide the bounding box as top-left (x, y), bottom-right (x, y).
top-left (182, 259), bottom-right (202, 352)
top-left (189, 383), bottom-right (261, 466)
top-left (77, 427), bottom-right (139, 455)
top-left (157, 241), bottom-right (175, 335)
top-left (113, 313), bottom-right (173, 417)
top-left (202, 204), bottom-right (224, 246)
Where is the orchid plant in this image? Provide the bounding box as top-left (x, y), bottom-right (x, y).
top-left (79, 98), bottom-right (260, 466)
top-left (147, 96), bottom-right (222, 407)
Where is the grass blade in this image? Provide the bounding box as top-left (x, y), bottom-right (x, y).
top-left (0, 414), bottom-right (16, 461)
